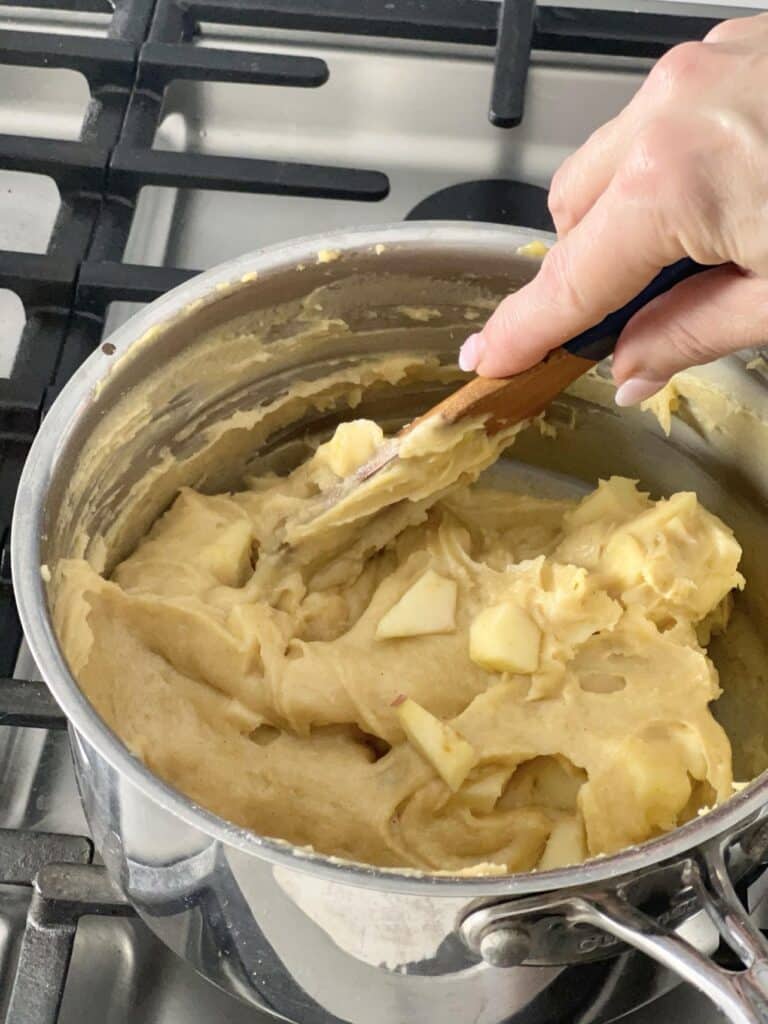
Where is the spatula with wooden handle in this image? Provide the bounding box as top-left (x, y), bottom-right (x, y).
top-left (345, 256), bottom-right (712, 486)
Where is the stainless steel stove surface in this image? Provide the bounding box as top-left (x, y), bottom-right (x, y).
top-left (0, 2), bottom-right (763, 1022)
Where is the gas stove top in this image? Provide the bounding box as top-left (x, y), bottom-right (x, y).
top-left (0, 2), bottom-right (763, 1022)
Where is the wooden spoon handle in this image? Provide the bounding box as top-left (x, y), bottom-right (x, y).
top-left (410, 347), bottom-right (595, 437)
top-left (416, 257), bottom-right (715, 437)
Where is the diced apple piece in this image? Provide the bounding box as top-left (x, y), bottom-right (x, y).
top-left (397, 698), bottom-right (477, 791)
top-left (376, 570), bottom-right (457, 639)
top-left (469, 601), bottom-right (541, 675)
top-left (622, 494), bottom-right (697, 548)
top-left (538, 816), bottom-right (587, 870)
top-left (602, 532), bottom-right (646, 589)
top-left (621, 732), bottom-right (694, 831)
top-left (567, 477), bottom-right (646, 528)
top-left (315, 420), bottom-right (384, 478)
top-left (500, 756), bottom-right (586, 812)
top-left (455, 767), bottom-right (511, 813)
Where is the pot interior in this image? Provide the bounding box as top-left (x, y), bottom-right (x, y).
top-left (43, 234), bottom-right (768, 797)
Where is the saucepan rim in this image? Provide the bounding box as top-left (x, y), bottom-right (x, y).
top-left (12, 220), bottom-right (768, 896)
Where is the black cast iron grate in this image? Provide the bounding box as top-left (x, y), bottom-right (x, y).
top-left (0, 2), bottom-right (723, 1020)
top-left (0, 0), bottom-right (153, 677)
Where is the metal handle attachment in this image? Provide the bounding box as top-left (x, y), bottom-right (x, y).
top-left (572, 839), bottom-right (768, 1024)
top-left (460, 829), bottom-right (768, 1024)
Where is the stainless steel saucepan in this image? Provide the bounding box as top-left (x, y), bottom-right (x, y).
top-left (12, 223), bottom-right (768, 1024)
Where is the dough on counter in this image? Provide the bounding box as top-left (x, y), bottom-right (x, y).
top-left (55, 415), bottom-right (744, 875)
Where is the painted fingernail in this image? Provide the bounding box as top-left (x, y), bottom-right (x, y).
top-left (614, 377), bottom-right (667, 408)
top-left (459, 333), bottom-right (485, 372)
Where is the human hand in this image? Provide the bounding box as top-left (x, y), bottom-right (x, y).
top-left (459, 15), bottom-right (768, 405)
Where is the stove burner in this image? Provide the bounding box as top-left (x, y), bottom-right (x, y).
top-left (406, 179), bottom-right (554, 231)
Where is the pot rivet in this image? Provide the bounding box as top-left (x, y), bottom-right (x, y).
top-left (479, 926), bottom-right (529, 968)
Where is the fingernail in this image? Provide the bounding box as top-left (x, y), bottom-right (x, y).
top-left (614, 377), bottom-right (666, 408)
top-left (459, 333), bottom-right (485, 372)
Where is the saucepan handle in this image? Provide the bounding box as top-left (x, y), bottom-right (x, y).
top-left (570, 835), bottom-right (768, 1024)
top-left (460, 826), bottom-right (768, 1024)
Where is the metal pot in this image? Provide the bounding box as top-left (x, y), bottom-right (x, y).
top-left (11, 222), bottom-right (768, 1024)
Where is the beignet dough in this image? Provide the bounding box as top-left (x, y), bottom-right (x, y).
top-left (55, 416), bottom-right (744, 874)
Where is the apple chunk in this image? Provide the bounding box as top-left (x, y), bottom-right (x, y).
top-left (315, 420), bottom-right (384, 478)
top-left (397, 698), bottom-right (477, 791)
top-left (538, 816), bottom-right (587, 870)
top-left (469, 601), bottom-right (541, 675)
top-left (376, 569), bottom-right (457, 640)
top-left (567, 477), bottom-right (646, 528)
top-left (603, 532), bottom-right (646, 589)
top-left (454, 766), bottom-right (511, 813)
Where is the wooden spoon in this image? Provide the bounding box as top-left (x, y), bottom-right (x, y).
top-left (349, 256), bottom-right (712, 485)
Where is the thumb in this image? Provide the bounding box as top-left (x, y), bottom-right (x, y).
top-left (458, 175), bottom-right (683, 378)
top-left (612, 266), bottom-right (768, 405)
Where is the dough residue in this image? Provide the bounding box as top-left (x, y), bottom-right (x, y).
top-left (55, 407), bottom-right (744, 874)
top-left (641, 379), bottom-right (680, 436)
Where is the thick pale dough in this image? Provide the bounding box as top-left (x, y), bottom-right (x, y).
top-left (55, 413), bottom-right (744, 874)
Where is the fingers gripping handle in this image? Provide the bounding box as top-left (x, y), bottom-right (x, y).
top-left (563, 257), bottom-right (712, 362)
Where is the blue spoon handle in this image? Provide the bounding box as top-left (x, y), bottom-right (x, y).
top-left (562, 257), bottom-right (713, 362)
